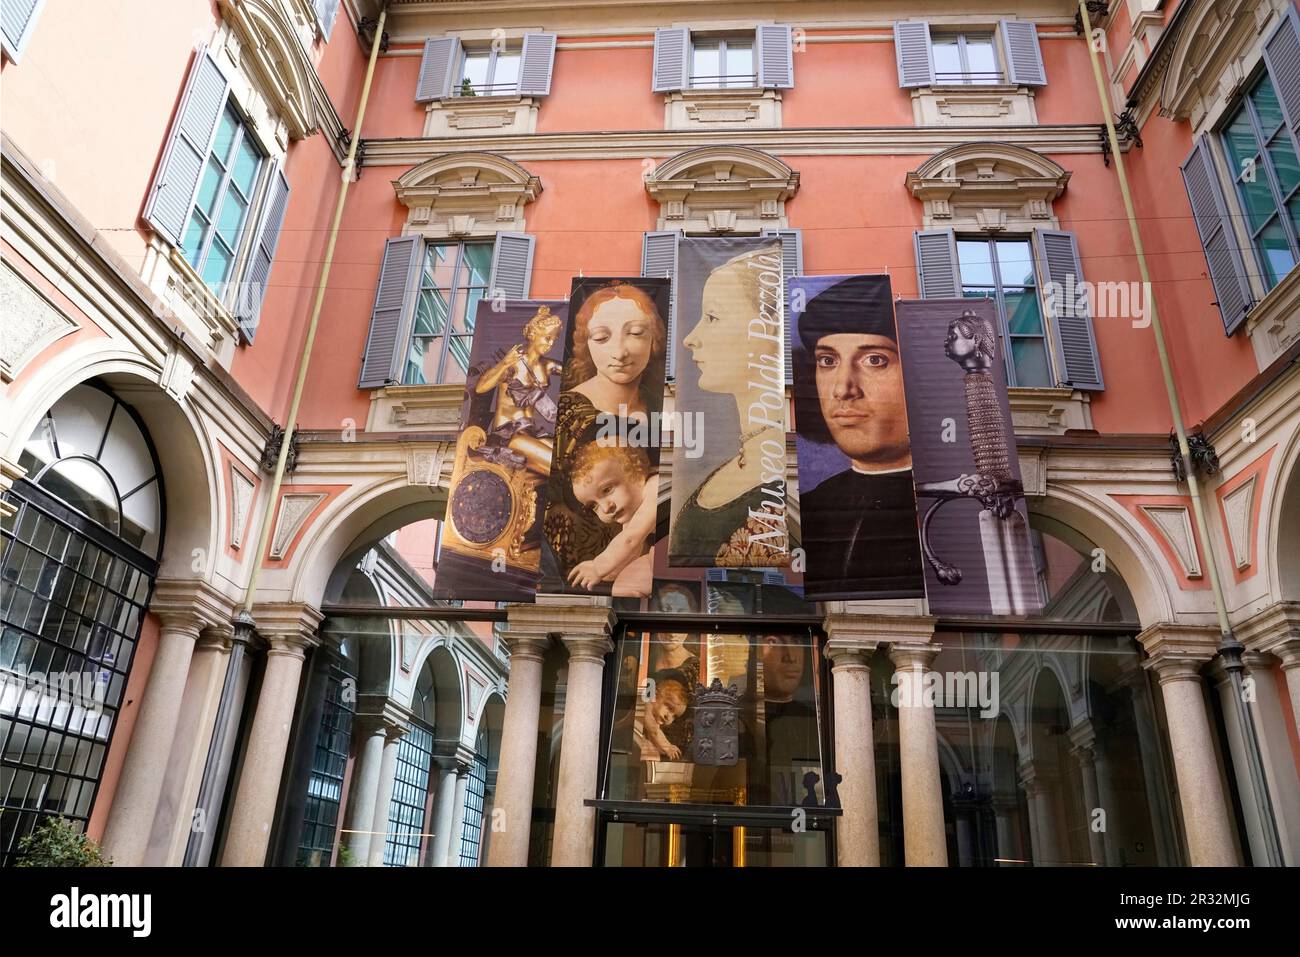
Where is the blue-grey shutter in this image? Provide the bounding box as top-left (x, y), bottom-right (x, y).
top-left (1000, 20), bottom-right (1046, 86)
top-left (488, 232), bottom-right (535, 300)
top-left (518, 33), bottom-right (557, 95)
top-left (417, 37), bottom-right (461, 102)
top-left (915, 229), bottom-right (960, 298)
top-left (762, 228), bottom-right (803, 381)
top-left (1263, 7), bottom-right (1300, 136)
top-left (894, 21), bottom-right (934, 88)
top-left (652, 28), bottom-right (689, 92)
top-left (358, 236), bottom-right (424, 389)
top-left (313, 0), bottom-right (341, 39)
top-left (757, 24), bottom-right (794, 89)
top-left (236, 167), bottom-right (290, 343)
top-left (1035, 229), bottom-right (1104, 391)
top-left (1, 0), bottom-right (43, 60)
top-left (144, 48), bottom-right (230, 248)
top-left (1180, 137), bottom-right (1253, 335)
top-left (642, 231), bottom-right (679, 377)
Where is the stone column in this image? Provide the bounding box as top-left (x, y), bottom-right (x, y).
top-left (1138, 624), bottom-right (1239, 866)
top-left (1018, 761), bottom-right (1061, 867)
top-left (825, 640), bottom-right (879, 866)
top-left (990, 796), bottom-right (1019, 866)
top-left (428, 757), bottom-right (462, 867)
top-left (101, 580), bottom-right (231, 866)
top-left (1068, 723), bottom-right (1107, 867)
top-left (342, 718), bottom-right (387, 864)
top-left (444, 762), bottom-right (472, 867)
top-left (221, 603), bottom-right (322, 867)
top-left (1276, 646), bottom-right (1300, 736)
top-left (365, 721), bottom-right (406, 867)
top-left (485, 623), bottom-right (552, 867)
top-left (889, 642), bottom-right (948, 866)
top-left (1237, 602), bottom-right (1300, 737)
top-left (551, 618), bottom-right (615, 867)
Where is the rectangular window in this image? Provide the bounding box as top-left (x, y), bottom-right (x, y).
top-left (456, 46), bottom-right (521, 96)
top-left (384, 722), bottom-right (433, 867)
top-left (957, 237), bottom-right (1052, 387)
top-left (932, 33), bottom-right (1001, 85)
top-left (1220, 72), bottom-right (1300, 290)
top-left (690, 35), bottom-right (756, 89)
top-left (179, 103), bottom-right (265, 293)
top-left (403, 241), bottom-right (493, 385)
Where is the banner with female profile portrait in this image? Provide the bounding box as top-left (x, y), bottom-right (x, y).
top-left (432, 299), bottom-right (569, 602)
top-left (540, 277), bottom-right (671, 597)
top-left (669, 237), bottom-right (790, 568)
top-left (789, 274), bottom-right (926, 601)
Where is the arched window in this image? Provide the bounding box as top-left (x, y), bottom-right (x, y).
top-left (1, 382), bottom-right (163, 864)
top-left (458, 727), bottom-right (489, 867)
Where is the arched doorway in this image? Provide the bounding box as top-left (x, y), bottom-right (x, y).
top-left (0, 382), bottom-right (162, 863)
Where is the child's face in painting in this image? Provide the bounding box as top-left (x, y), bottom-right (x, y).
top-left (651, 681), bottom-right (688, 726)
top-left (574, 456), bottom-right (643, 525)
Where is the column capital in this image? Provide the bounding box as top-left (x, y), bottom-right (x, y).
top-left (560, 633), bottom-right (614, 663)
top-left (889, 641), bottom-right (941, 671)
top-left (354, 694), bottom-right (413, 738)
top-left (825, 644), bottom-right (873, 671)
top-left (1067, 719), bottom-right (1097, 753)
top-left (435, 742), bottom-right (476, 774)
top-left (150, 578), bottom-right (238, 634)
top-left (824, 611), bottom-right (937, 656)
top-left (1231, 600), bottom-right (1300, 660)
top-left (0, 456), bottom-right (26, 519)
top-left (252, 602), bottom-right (324, 658)
top-left (1136, 622), bottom-right (1220, 680)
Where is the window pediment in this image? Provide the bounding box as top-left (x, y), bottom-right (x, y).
top-left (393, 152), bottom-right (541, 238)
top-left (644, 146), bottom-right (799, 232)
top-left (219, 0), bottom-right (319, 140)
top-left (906, 143), bottom-right (1069, 231)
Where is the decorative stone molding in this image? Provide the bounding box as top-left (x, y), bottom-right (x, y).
top-left (824, 612), bottom-right (938, 657)
top-left (229, 464), bottom-right (255, 550)
top-left (1139, 505), bottom-right (1204, 579)
top-left (910, 84), bottom-right (1038, 128)
top-left (1233, 601), bottom-right (1300, 658)
top-left (269, 492), bottom-right (326, 559)
top-left (217, 0), bottom-right (321, 140)
top-left (1137, 622), bottom-right (1222, 674)
top-left (906, 142), bottom-right (1070, 231)
top-left (664, 88), bottom-right (782, 131)
top-left (366, 383), bottom-right (464, 434)
top-left (1159, 0), bottom-right (1286, 134)
top-left (150, 578), bottom-right (240, 632)
top-left (405, 446), bottom-right (451, 488)
top-left (1220, 475), bottom-right (1258, 570)
top-left (393, 152), bottom-right (541, 239)
top-left (1244, 261), bottom-right (1300, 370)
top-left (0, 457), bottom-right (26, 520)
top-left (1008, 387), bottom-right (1093, 436)
top-left (252, 601), bottom-right (324, 656)
top-left (645, 146), bottom-right (799, 233)
top-left (0, 262), bottom-right (77, 383)
top-left (424, 95), bottom-right (541, 138)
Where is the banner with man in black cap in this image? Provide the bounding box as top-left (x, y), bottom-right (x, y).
top-left (790, 275), bottom-right (926, 601)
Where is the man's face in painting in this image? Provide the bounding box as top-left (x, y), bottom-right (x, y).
top-left (814, 333), bottom-right (911, 472)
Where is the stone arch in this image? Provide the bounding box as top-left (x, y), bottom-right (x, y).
top-left (409, 640), bottom-right (465, 750)
top-left (393, 152), bottom-right (542, 238)
top-left (1029, 484), bottom-right (1175, 627)
top-left (645, 146), bottom-right (800, 233)
top-left (479, 691), bottom-right (506, 775)
top-left (5, 353), bottom-right (218, 582)
top-left (221, 0), bottom-right (319, 139)
top-left (905, 142), bottom-right (1070, 231)
top-left (1265, 424), bottom-right (1300, 601)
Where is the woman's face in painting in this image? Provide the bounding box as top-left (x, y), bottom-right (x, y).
top-left (585, 297), bottom-right (654, 386)
top-left (683, 266), bottom-right (765, 395)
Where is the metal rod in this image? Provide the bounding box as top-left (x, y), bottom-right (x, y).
top-left (1079, 1), bottom-right (1282, 865)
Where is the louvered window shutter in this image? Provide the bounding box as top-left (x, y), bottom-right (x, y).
top-left (1, 0), bottom-right (43, 61)
top-left (236, 167), bottom-right (290, 343)
top-left (999, 20), bottom-right (1047, 86)
top-left (417, 37), bottom-right (461, 102)
top-left (1180, 137), bottom-right (1254, 335)
top-left (144, 47), bottom-right (231, 248)
top-left (762, 228), bottom-right (803, 381)
top-left (313, 0), bottom-right (341, 39)
top-left (642, 231), bottom-right (680, 377)
top-left (652, 28), bottom-right (689, 92)
top-left (1263, 7), bottom-right (1300, 135)
top-left (757, 24), bottom-right (794, 89)
top-left (1034, 230), bottom-right (1104, 390)
top-left (894, 21), bottom-right (934, 88)
top-left (914, 229), bottom-right (960, 298)
top-left (358, 236), bottom-right (424, 389)
top-left (519, 33), bottom-right (557, 95)
top-left (489, 233), bottom-right (535, 300)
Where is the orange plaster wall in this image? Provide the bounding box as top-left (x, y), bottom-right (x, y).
top-left (360, 48), bottom-right (427, 140)
top-left (782, 33), bottom-right (913, 128)
top-left (537, 41), bottom-right (662, 132)
top-left (88, 610), bottom-right (160, 841)
top-left (1031, 36), bottom-right (1107, 126)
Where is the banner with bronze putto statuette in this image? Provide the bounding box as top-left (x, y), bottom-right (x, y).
top-left (432, 299), bottom-right (569, 603)
top-left (668, 237), bottom-right (790, 568)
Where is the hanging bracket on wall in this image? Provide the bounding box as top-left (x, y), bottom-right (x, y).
top-left (260, 423), bottom-right (300, 475)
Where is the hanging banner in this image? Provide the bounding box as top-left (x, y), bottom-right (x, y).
top-left (895, 298), bottom-right (1042, 616)
top-left (789, 275), bottom-right (926, 600)
top-left (669, 237), bottom-right (790, 567)
top-left (540, 277), bottom-right (671, 597)
top-left (432, 299), bottom-right (568, 602)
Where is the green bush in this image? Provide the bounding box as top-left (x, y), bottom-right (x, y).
top-left (14, 816), bottom-right (112, 867)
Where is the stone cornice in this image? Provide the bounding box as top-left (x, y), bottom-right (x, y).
top-left (360, 125), bottom-right (1107, 166)
top-left (1136, 621), bottom-right (1222, 671)
top-left (824, 612), bottom-right (938, 652)
top-left (151, 578), bottom-right (241, 630)
top-left (1232, 601), bottom-right (1300, 657)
